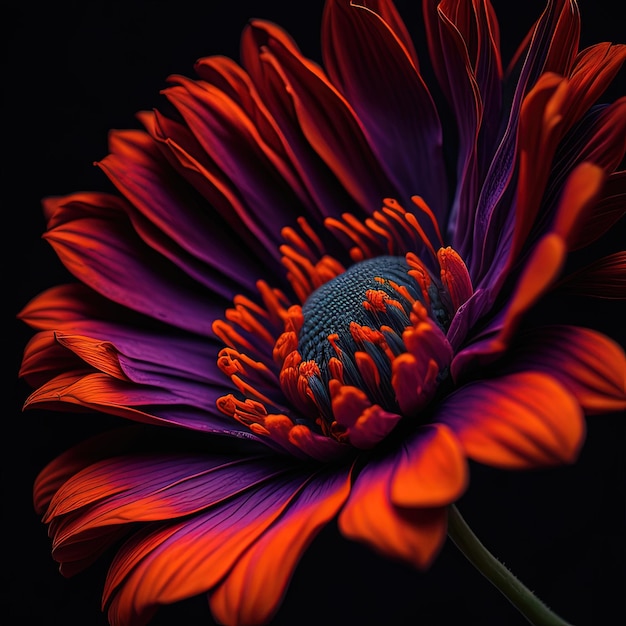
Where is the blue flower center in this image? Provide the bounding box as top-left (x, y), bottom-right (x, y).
top-left (297, 255), bottom-right (448, 417)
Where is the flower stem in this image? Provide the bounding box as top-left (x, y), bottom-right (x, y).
top-left (447, 504), bottom-right (574, 626)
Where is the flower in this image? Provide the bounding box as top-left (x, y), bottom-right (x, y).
top-left (19, 0), bottom-right (625, 625)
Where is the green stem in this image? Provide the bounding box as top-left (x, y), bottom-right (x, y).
top-left (447, 504), bottom-right (574, 626)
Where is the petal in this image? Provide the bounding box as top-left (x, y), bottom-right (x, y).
top-left (507, 41), bottom-right (625, 266)
top-left (18, 283), bottom-right (141, 332)
top-left (161, 75), bottom-right (316, 230)
top-left (103, 469), bottom-right (331, 626)
top-left (23, 370), bottom-right (250, 436)
top-left (322, 0), bottom-right (447, 216)
top-left (567, 170), bottom-right (626, 250)
top-left (338, 452), bottom-right (448, 569)
top-left (45, 454), bottom-right (285, 523)
top-left (471, 1), bottom-right (589, 283)
top-left (42, 193), bottom-right (224, 335)
top-left (451, 233), bottom-right (567, 377)
top-left (209, 466), bottom-right (351, 626)
top-left (391, 424), bottom-right (468, 508)
top-left (46, 455), bottom-right (295, 575)
top-left (329, 382), bottom-right (402, 449)
top-left (555, 252), bottom-right (626, 299)
top-left (241, 19), bottom-right (393, 213)
top-left (423, 0), bottom-right (481, 254)
top-left (34, 426), bottom-right (146, 514)
top-left (551, 161), bottom-right (606, 250)
top-left (508, 326), bottom-right (626, 414)
top-left (575, 97), bottom-right (626, 170)
top-left (438, 372), bottom-right (586, 469)
top-left (20, 330), bottom-right (83, 387)
top-left (100, 128), bottom-right (273, 292)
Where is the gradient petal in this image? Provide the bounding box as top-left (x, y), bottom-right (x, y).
top-left (438, 371), bottom-right (585, 469)
top-left (241, 19), bottom-right (394, 213)
top-left (339, 451), bottom-right (448, 568)
top-left (322, 0), bottom-right (447, 217)
top-left (391, 423), bottom-right (468, 508)
top-left (42, 193), bottom-right (225, 334)
top-left (209, 466), bottom-right (351, 626)
top-left (555, 252), bottom-right (626, 299)
top-left (103, 469), bottom-right (338, 626)
top-left (507, 326), bottom-right (626, 414)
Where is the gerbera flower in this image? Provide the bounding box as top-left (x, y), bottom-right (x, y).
top-left (19, 0), bottom-right (625, 625)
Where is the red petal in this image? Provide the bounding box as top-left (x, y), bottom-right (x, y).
top-left (241, 19), bottom-right (393, 212)
top-left (568, 170), bottom-right (626, 251)
top-left (103, 471), bottom-right (328, 625)
top-left (451, 233), bottom-right (566, 378)
top-left (41, 193), bottom-right (223, 334)
top-left (33, 426), bottom-right (145, 514)
top-left (551, 162), bottom-right (606, 251)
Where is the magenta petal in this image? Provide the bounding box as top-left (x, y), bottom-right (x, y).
top-left (322, 0), bottom-right (448, 218)
top-left (42, 193), bottom-right (227, 335)
top-left (99, 130), bottom-right (268, 295)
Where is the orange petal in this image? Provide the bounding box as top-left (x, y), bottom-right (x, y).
top-left (439, 372), bottom-right (585, 469)
top-left (496, 233), bottom-right (567, 348)
top-left (508, 326), bottom-right (626, 414)
top-left (339, 452), bottom-right (447, 569)
top-left (391, 424), bottom-right (468, 508)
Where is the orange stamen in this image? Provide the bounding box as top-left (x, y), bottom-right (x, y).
top-left (281, 256), bottom-right (311, 303)
top-left (328, 333), bottom-right (342, 357)
top-left (404, 212), bottom-right (437, 260)
top-left (281, 226), bottom-right (317, 263)
top-left (365, 216), bottom-right (397, 254)
top-left (256, 280), bottom-right (290, 325)
top-left (328, 356), bottom-right (344, 383)
top-left (437, 246), bottom-right (473, 311)
top-left (355, 351), bottom-right (381, 389)
top-left (372, 209), bottom-right (405, 250)
top-left (230, 374), bottom-right (276, 406)
top-left (225, 304), bottom-right (275, 347)
top-left (388, 280), bottom-right (416, 304)
top-left (325, 215), bottom-right (375, 259)
top-left (363, 289), bottom-right (389, 313)
top-left (212, 319), bottom-right (255, 352)
top-left (406, 252), bottom-right (433, 307)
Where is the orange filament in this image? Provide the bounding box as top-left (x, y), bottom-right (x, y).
top-left (411, 195), bottom-right (444, 247)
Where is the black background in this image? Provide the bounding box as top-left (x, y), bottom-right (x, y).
top-left (4, 1), bottom-right (625, 625)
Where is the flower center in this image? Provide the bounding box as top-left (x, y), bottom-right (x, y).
top-left (293, 255), bottom-right (450, 419)
top-left (214, 203), bottom-right (474, 459)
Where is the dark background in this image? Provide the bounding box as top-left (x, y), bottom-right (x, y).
top-left (4, 1), bottom-right (625, 625)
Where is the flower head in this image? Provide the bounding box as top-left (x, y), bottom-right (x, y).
top-left (20, 1), bottom-right (625, 625)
